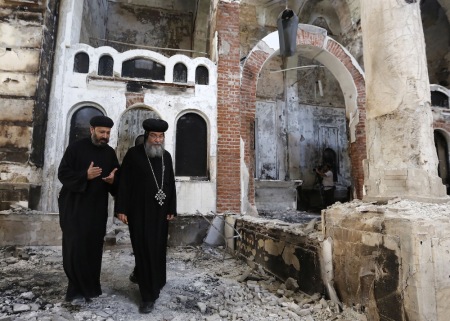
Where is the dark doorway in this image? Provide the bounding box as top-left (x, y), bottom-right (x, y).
top-left (323, 147), bottom-right (338, 182)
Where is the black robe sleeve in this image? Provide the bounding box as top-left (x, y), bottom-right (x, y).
top-left (114, 148), bottom-right (133, 216)
top-left (58, 143), bottom-right (88, 193)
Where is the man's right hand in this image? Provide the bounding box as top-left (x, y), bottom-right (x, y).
top-left (87, 161), bottom-right (102, 180)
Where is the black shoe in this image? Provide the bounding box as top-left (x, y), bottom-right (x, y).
top-left (129, 271), bottom-right (138, 283)
top-left (139, 301), bottom-right (154, 314)
top-left (65, 294), bottom-right (83, 303)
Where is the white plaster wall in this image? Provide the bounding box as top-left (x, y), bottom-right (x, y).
top-left (41, 40), bottom-right (218, 214)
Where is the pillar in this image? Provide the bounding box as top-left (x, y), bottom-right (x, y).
top-left (361, 0), bottom-right (447, 202)
top-left (213, 1), bottom-right (242, 213)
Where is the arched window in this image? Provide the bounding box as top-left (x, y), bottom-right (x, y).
top-left (175, 113), bottom-right (207, 177)
top-left (431, 91), bottom-right (449, 108)
top-left (195, 66), bottom-right (209, 85)
top-left (122, 58), bottom-right (165, 81)
top-left (69, 107), bottom-right (104, 145)
top-left (73, 52), bottom-right (90, 73)
top-left (98, 55), bottom-right (114, 76)
top-left (173, 63), bottom-right (187, 83)
top-left (435, 131), bottom-right (450, 194)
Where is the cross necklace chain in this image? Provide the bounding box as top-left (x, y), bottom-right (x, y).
top-left (146, 152), bottom-right (166, 206)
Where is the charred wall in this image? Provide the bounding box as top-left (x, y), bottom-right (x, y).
top-left (235, 218), bottom-right (323, 295)
top-left (0, 0), bottom-right (58, 210)
top-left (105, 2), bottom-right (193, 55)
top-left (31, 0), bottom-right (58, 167)
top-left (79, 0), bottom-right (108, 47)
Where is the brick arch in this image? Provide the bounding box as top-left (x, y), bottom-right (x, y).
top-left (240, 26), bottom-right (367, 206)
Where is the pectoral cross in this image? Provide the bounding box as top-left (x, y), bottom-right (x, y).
top-left (155, 189), bottom-right (166, 206)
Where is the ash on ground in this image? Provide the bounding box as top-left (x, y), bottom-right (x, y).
top-left (0, 226), bottom-right (366, 321)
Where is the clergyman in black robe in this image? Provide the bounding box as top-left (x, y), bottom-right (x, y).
top-left (58, 116), bottom-right (119, 302)
top-left (115, 118), bottom-right (177, 314)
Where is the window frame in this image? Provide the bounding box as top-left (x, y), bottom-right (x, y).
top-left (174, 112), bottom-right (209, 180)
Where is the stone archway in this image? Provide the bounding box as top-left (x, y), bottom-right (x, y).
top-left (116, 105), bottom-right (160, 162)
top-left (240, 24), bottom-right (366, 207)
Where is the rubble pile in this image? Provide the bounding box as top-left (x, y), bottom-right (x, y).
top-left (257, 209), bottom-right (320, 224)
top-left (0, 244), bottom-right (366, 321)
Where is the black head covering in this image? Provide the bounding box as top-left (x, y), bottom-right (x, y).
top-left (142, 118), bottom-right (168, 132)
top-left (90, 116), bottom-right (114, 128)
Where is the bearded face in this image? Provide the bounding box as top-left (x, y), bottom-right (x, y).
top-left (90, 126), bottom-right (111, 147)
top-left (145, 132), bottom-right (165, 158)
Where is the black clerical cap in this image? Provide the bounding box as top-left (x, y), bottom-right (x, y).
top-left (143, 118), bottom-right (168, 132)
top-left (90, 116), bottom-right (114, 128)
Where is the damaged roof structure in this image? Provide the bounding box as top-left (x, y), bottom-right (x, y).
top-left (1, 0), bottom-right (450, 320)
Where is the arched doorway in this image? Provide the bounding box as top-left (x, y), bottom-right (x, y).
top-left (240, 25), bottom-right (366, 209)
top-left (69, 106), bottom-right (104, 145)
top-left (116, 106), bottom-right (160, 162)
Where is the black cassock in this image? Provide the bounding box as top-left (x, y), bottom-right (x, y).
top-left (58, 137), bottom-right (119, 300)
top-left (115, 145), bottom-right (177, 302)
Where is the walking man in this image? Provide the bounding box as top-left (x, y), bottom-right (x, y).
top-left (115, 118), bottom-right (177, 314)
top-left (58, 115), bottom-right (119, 303)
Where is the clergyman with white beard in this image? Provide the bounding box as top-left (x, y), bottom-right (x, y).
top-left (115, 118), bottom-right (177, 314)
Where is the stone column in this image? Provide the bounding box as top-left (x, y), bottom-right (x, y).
top-left (361, 0), bottom-right (447, 201)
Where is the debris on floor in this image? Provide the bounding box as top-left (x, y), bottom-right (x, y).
top-left (257, 209), bottom-right (320, 224)
top-left (0, 240), bottom-right (367, 321)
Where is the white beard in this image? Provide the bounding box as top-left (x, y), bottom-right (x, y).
top-left (145, 141), bottom-right (164, 158)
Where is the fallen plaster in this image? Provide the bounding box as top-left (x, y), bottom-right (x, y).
top-left (0, 221), bottom-right (368, 321)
